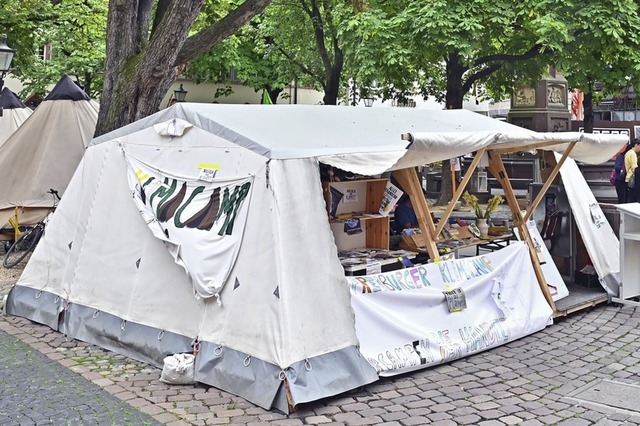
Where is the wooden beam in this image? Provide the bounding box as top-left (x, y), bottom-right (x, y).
top-left (524, 142), bottom-right (576, 222)
top-left (489, 139), bottom-right (576, 156)
top-left (436, 147), bottom-right (487, 237)
top-left (392, 168), bottom-right (440, 260)
top-left (487, 151), bottom-right (557, 311)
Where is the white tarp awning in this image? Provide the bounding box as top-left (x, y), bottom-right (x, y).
top-left (93, 104), bottom-right (627, 178)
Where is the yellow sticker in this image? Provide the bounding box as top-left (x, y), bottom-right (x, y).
top-left (135, 169), bottom-right (150, 183)
top-left (198, 163), bottom-right (220, 170)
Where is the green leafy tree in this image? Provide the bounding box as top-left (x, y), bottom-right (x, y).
top-left (255, 0), bottom-right (360, 105)
top-left (346, 0), bottom-right (568, 204)
top-left (0, 0), bottom-right (107, 98)
top-left (556, 0), bottom-right (640, 133)
top-left (185, 21), bottom-right (299, 104)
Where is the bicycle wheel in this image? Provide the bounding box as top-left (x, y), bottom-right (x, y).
top-left (3, 226), bottom-right (42, 268)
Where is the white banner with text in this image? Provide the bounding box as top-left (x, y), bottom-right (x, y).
top-left (347, 242), bottom-right (553, 376)
top-left (124, 152), bottom-right (253, 300)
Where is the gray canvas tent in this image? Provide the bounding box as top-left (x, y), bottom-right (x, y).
top-left (0, 75), bottom-right (98, 232)
top-left (7, 104), bottom-right (626, 412)
top-left (0, 87), bottom-right (32, 146)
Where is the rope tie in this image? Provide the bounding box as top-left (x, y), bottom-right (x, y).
top-left (192, 338), bottom-right (200, 357)
top-left (63, 289), bottom-right (71, 311)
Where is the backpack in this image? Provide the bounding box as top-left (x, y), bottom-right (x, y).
top-left (610, 153), bottom-right (626, 185)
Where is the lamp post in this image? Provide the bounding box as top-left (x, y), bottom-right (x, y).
top-left (0, 34), bottom-right (16, 117)
top-left (173, 84), bottom-right (188, 103)
top-left (363, 97), bottom-right (374, 107)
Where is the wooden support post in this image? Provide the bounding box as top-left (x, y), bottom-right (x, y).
top-left (436, 148), bottom-right (487, 237)
top-left (524, 142), bottom-right (576, 222)
top-left (487, 151), bottom-right (557, 311)
top-left (392, 168), bottom-right (440, 260)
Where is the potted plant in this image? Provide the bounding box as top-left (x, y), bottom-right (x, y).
top-left (462, 191), bottom-right (505, 237)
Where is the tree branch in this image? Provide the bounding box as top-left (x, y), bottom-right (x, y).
top-left (276, 45), bottom-right (324, 84)
top-left (462, 63), bottom-right (503, 94)
top-left (149, 0), bottom-right (169, 39)
top-left (474, 43), bottom-right (543, 67)
top-left (175, 0), bottom-right (272, 65)
top-left (306, 0), bottom-right (333, 76)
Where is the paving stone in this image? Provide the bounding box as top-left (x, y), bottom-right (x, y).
top-left (0, 330), bottom-right (162, 425)
top-left (5, 280), bottom-right (640, 426)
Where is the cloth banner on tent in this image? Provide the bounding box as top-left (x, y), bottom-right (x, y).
top-left (347, 242), bottom-right (553, 376)
top-left (124, 152), bottom-right (253, 300)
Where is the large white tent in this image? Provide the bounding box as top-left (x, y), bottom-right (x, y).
top-left (0, 87), bottom-right (32, 146)
top-left (0, 75), bottom-right (98, 231)
top-left (7, 104), bottom-right (626, 412)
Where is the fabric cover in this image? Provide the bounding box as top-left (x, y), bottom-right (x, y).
top-left (0, 87), bottom-right (27, 109)
top-left (558, 154), bottom-right (620, 296)
top-left (9, 121), bottom-right (378, 412)
top-left (44, 75), bottom-right (91, 101)
top-left (8, 104), bottom-right (629, 412)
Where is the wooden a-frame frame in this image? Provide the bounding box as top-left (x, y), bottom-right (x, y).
top-left (392, 137), bottom-right (579, 314)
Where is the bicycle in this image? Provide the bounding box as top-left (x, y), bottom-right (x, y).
top-left (3, 189), bottom-right (60, 268)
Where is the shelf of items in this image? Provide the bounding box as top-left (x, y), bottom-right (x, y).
top-left (322, 179), bottom-right (390, 250)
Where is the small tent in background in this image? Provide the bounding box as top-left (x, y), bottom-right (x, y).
top-left (0, 75), bottom-right (98, 233)
top-left (0, 87), bottom-right (32, 146)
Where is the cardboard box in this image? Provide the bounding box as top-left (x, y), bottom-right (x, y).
top-left (401, 232), bottom-right (428, 251)
top-left (446, 225), bottom-right (473, 240)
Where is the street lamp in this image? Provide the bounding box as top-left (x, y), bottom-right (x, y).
top-left (363, 97), bottom-right (374, 107)
top-left (0, 34), bottom-right (16, 117)
top-left (173, 84), bottom-right (188, 102)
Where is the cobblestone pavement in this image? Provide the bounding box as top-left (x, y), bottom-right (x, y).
top-left (3, 276), bottom-right (640, 425)
top-left (0, 329), bottom-right (162, 426)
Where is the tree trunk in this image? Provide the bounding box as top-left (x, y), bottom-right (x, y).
top-left (267, 87), bottom-right (282, 104)
top-left (323, 57), bottom-right (343, 105)
top-left (96, 0), bottom-right (198, 136)
top-left (95, 0), bottom-right (272, 137)
top-left (583, 89), bottom-right (594, 134)
top-left (444, 52), bottom-right (466, 110)
top-left (435, 53), bottom-right (467, 206)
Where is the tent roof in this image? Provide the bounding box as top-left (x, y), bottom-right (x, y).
top-left (92, 103), bottom-right (627, 167)
top-left (44, 74), bottom-right (91, 101)
top-left (0, 87), bottom-right (27, 109)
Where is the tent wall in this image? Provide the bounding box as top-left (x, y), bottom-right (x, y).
top-left (0, 107), bottom-right (32, 146)
top-left (7, 124), bottom-right (377, 412)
